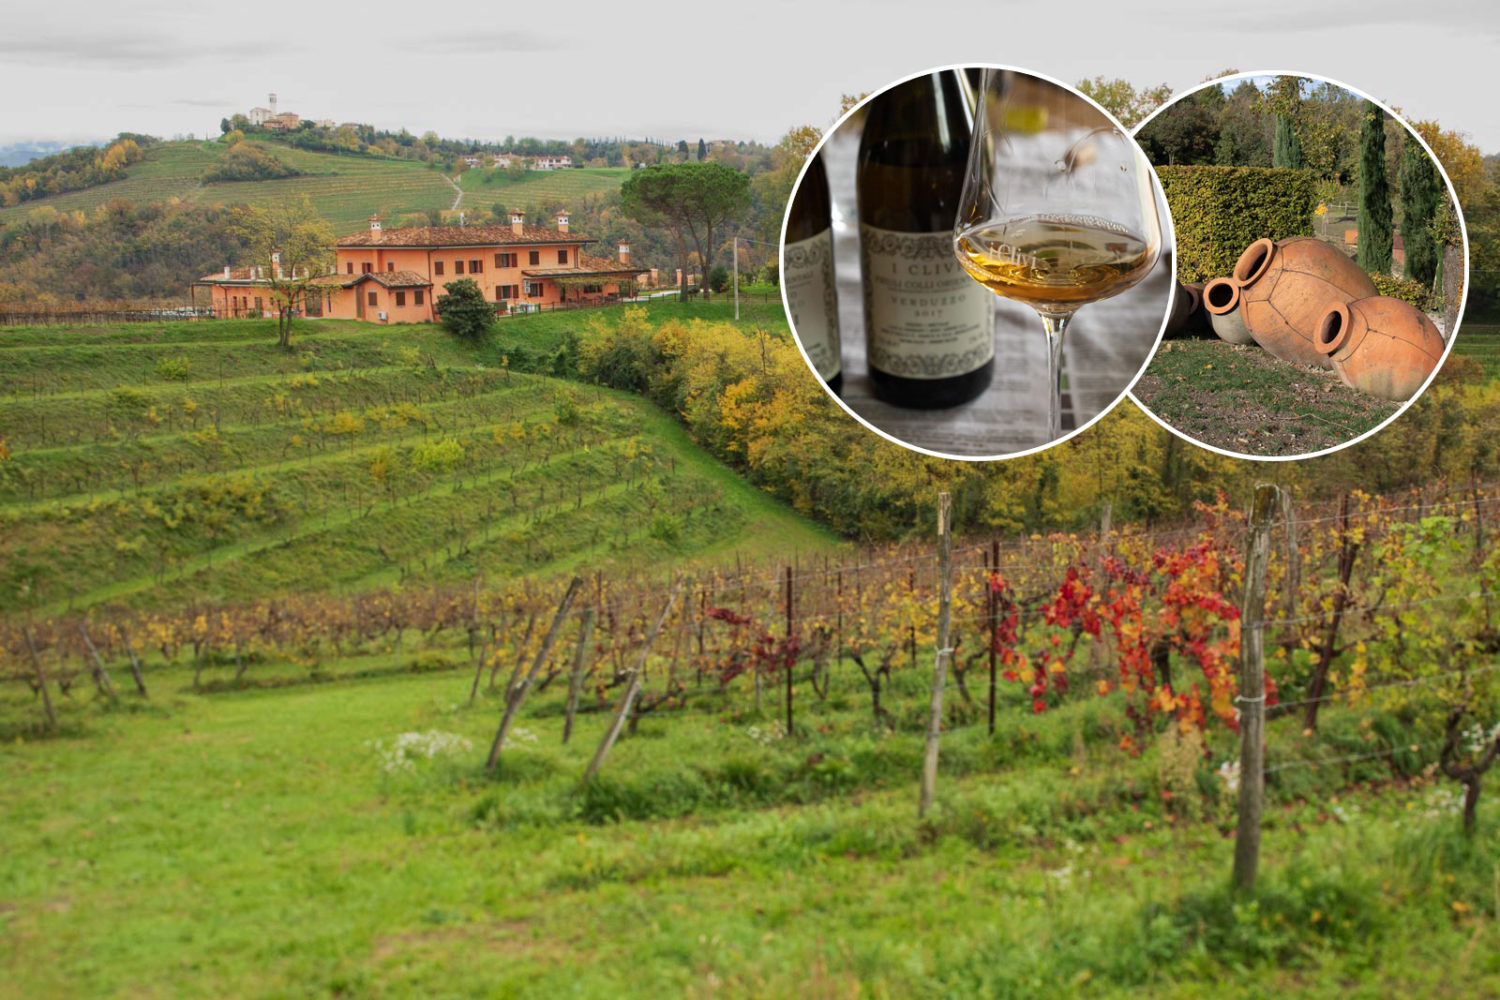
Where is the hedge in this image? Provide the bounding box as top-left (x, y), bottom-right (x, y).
top-left (1370, 273), bottom-right (1434, 310)
top-left (1157, 166), bottom-right (1317, 283)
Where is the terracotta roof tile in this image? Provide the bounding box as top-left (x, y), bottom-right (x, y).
top-left (197, 266), bottom-right (262, 282)
top-left (309, 270), bottom-right (431, 289)
top-left (522, 253), bottom-right (647, 278)
top-left (367, 270), bottom-right (432, 288)
top-left (338, 224), bottom-right (595, 248)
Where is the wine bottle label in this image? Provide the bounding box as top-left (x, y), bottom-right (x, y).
top-left (860, 224), bottom-right (993, 379)
top-left (783, 227), bottom-right (841, 382)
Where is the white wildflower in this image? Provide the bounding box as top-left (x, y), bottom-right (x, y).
top-left (374, 730), bottom-right (473, 774)
top-left (744, 723), bottom-right (786, 747)
top-left (1218, 759), bottom-right (1240, 795)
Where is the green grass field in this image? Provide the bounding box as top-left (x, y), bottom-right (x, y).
top-left (456, 166), bottom-right (631, 214)
top-left (2, 644), bottom-right (1495, 998)
top-left (0, 142), bottom-right (635, 235)
top-left (1454, 321), bottom-right (1500, 379)
top-left (0, 311), bottom-right (834, 614)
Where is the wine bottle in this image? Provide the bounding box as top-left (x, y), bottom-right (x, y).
top-left (857, 70), bottom-right (993, 409)
top-left (783, 151), bottom-right (843, 394)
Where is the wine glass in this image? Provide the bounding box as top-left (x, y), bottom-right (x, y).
top-left (953, 68), bottom-right (1162, 442)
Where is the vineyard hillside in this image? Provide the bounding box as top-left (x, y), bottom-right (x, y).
top-left (0, 312), bottom-right (836, 616)
top-left (0, 141), bottom-right (635, 234)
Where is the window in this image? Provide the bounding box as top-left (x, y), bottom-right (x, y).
top-left (528, 250), bottom-right (540, 265)
top-left (495, 252), bottom-right (517, 268)
top-left (387, 261), bottom-right (395, 272)
top-left (395, 291), bottom-right (406, 306)
top-left (557, 249), bottom-right (568, 264)
top-left (413, 289), bottom-right (424, 306)
top-left (469, 259), bottom-right (483, 273)
top-left (434, 260), bottom-right (445, 276)
top-left (255, 296), bottom-right (263, 311)
top-left (362, 262), bottom-right (373, 274)
top-left (495, 284), bottom-right (518, 300)
top-left (367, 291), bottom-right (377, 306)
top-left (524, 280), bottom-right (545, 298)
top-left (345, 262), bottom-right (354, 274)
top-left (455, 259), bottom-right (465, 275)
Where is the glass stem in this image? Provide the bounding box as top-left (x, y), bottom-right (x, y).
top-left (1042, 313), bottom-right (1072, 442)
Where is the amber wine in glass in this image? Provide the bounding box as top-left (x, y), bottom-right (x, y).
top-left (954, 71), bottom-right (1161, 442)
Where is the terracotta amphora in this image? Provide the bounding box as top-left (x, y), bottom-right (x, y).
top-left (1203, 277), bottom-right (1254, 345)
top-left (1233, 237), bottom-right (1377, 369)
top-left (1182, 282), bottom-right (1209, 336)
top-left (1164, 281), bottom-right (1202, 338)
top-left (1314, 296), bottom-right (1444, 402)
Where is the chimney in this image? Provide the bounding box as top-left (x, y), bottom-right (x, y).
top-left (510, 211), bottom-right (526, 237)
top-left (458, 211), bottom-right (465, 227)
top-left (223, 265), bottom-right (230, 279)
top-left (271, 250), bottom-right (282, 280)
top-left (369, 216), bottom-right (382, 240)
top-left (555, 211), bottom-right (569, 234)
top-left (618, 242), bottom-right (631, 266)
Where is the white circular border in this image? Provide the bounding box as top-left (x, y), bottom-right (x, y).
top-left (777, 62), bottom-right (1177, 464)
top-left (1125, 69), bottom-right (1472, 464)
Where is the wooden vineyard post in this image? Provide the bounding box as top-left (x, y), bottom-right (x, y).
top-left (22, 626), bottom-right (57, 732)
top-left (467, 630), bottom-right (493, 706)
top-left (120, 626), bottom-right (147, 698)
top-left (1233, 483), bottom-right (1277, 894)
top-left (486, 577), bottom-right (583, 772)
top-left (77, 625), bottom-right (118, 703)
top-left (919, 492), bottom-right (954, 819)
top-left (989, 538), bottom-right (998, 736)
top-left (562, 608), bottom-right (596, 745)
top-left (1281, 488), bottom-right (1299, 624)
top-left (584, 583), bottom-right (681, 783)
top-left (785, 564), bottom-right (794, 737)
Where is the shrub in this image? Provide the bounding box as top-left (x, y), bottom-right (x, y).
top-left (1156, 166), bottom-right (1317, 282)
top-left (708, 264), bottom-right (731, 293)
top-left (202, 142), bottom-right (300, 183)
top-left (1370, 273), bottom-right (1434, 310)
top-left (154, 354), bottom-right (192, 381)
top-left (434, 278), bottom-right (494, 340)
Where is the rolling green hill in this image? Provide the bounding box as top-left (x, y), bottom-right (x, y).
top-left (456, 165), bottom-right (631, 212)
top-left (0, 315), bottom-right (837, 615)
top-left (0, 141), bottom-right (634, 235)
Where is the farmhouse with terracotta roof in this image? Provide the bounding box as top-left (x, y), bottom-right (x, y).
top-left (193, 211), bottom-right (646, 322)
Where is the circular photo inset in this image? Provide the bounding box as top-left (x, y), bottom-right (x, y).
top-left (780, 65), bottom-right (1175, 461)
top-left (1130, 72), bottom-right (1468, 460)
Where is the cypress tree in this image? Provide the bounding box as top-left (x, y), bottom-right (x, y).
top-left (1357, 100), bottom-right (1394, 275)
top-left (1273, 113), bottom-right (1303, 169)
top-left (1398, 131), bottom-right (1442, 289)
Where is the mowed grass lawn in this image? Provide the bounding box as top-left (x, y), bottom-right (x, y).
top-left (1131, 339), bottom-right (1401, 456)
top-left (2, 654), bottom-right (1497, 998)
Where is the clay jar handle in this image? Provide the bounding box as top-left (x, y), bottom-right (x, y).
top-left (1315, 301), bottom-right (1353, 357)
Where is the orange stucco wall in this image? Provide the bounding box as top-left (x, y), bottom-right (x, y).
top-left (201, 284), bottom-right (272, 318)
top-left (198, 231), bottom-right (633, 322)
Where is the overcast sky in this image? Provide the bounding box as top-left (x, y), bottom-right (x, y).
top-left (3, 0), bottom-right (1496, 151)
